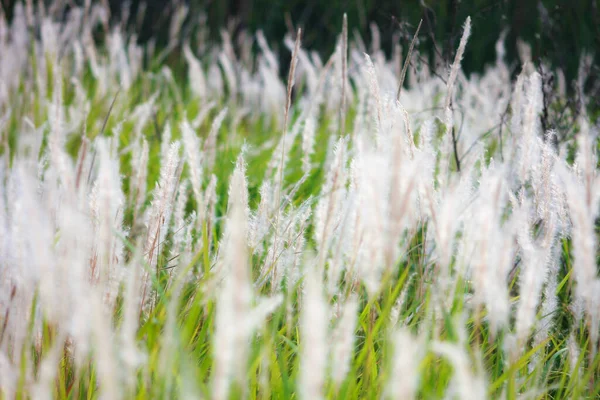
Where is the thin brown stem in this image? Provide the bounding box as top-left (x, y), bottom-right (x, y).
top-left (451, 125), bottom-right (461, 172)
top-left (397, 19), bottom-right (423, 102)
top-left (270, 28), bottom-right (302, 284)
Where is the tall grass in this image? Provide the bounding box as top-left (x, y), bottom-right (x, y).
top-left (0, 2), bottom-right (599, 399)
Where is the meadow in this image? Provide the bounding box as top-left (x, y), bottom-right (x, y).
top-left (0, 2), bottom-right (599, 399)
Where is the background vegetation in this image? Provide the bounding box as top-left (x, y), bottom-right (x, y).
top-left (2, 0), bottom-right (599, 84)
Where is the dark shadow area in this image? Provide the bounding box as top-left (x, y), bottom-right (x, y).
top-left (1, 0), bottom-right (599, 94)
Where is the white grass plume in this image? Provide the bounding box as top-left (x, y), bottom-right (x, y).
top-left (330, 295), bottom-right (358, 387)
top-left (384, 327), bottom-right (423, 400)
top-left (299, 263), bottom-right (327, 400)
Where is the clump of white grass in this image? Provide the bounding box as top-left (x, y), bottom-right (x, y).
top-left (0, 3), bottom-right (599, 399)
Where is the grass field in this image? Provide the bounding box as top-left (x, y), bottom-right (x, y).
top-left (0, 2), bottom-right (599, 399)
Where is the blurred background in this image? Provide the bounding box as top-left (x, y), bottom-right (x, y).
top-left (1, 0), bottom-right (599, 85)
